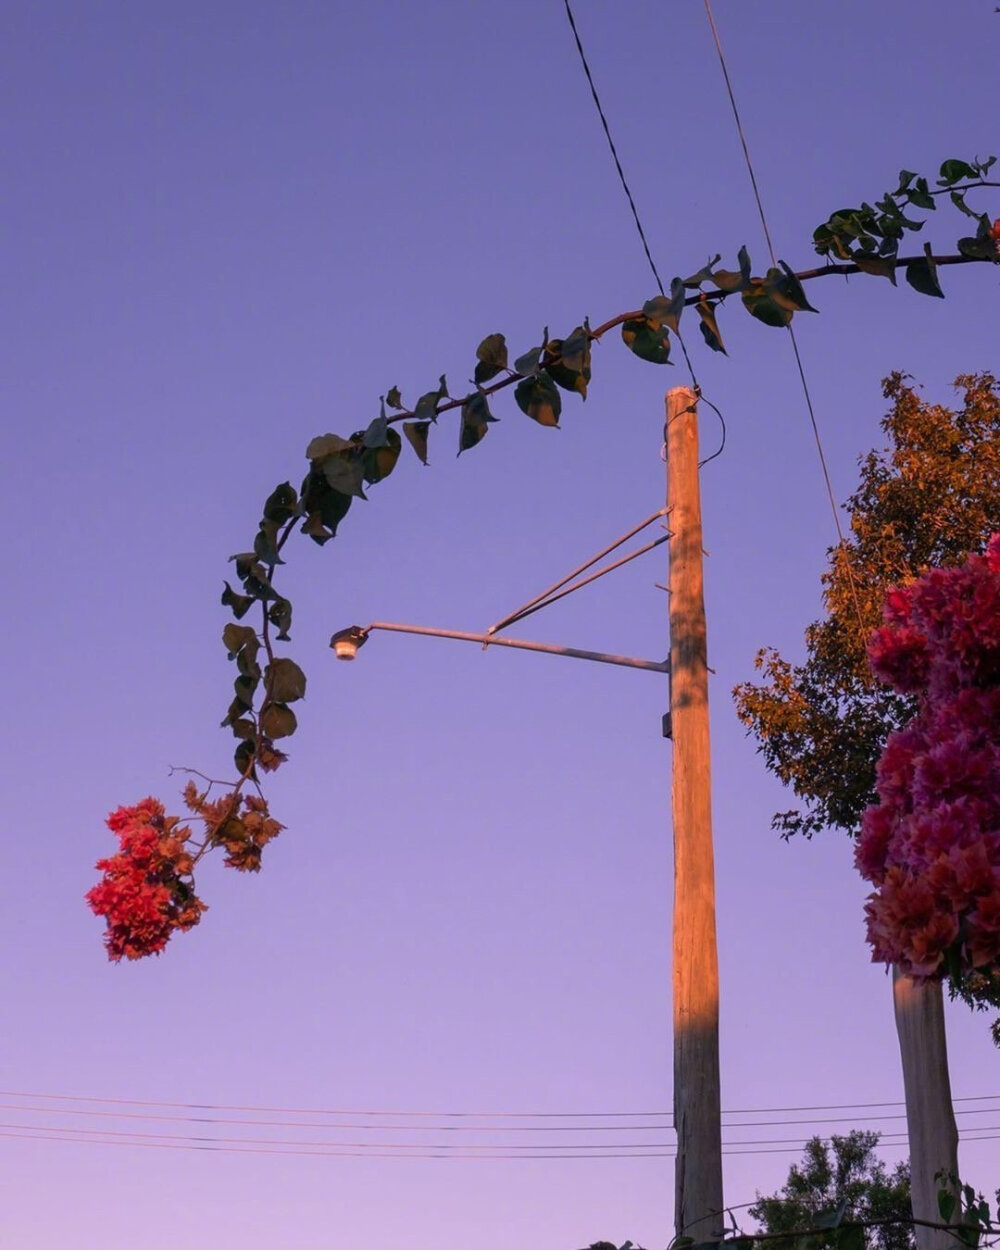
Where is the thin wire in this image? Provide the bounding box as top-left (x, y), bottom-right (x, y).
top-left (561, 0), bottom-right (700, 389)
top-left (700, 0), bottom-right (867, 628)
top-left (5, 1126), bottom-right (998, 1162)
top-left (4, 1087), bottom-right (998, 1118)
top-left (0, 1130), bottom-right (672, 1160)
top-left (488, 508), bottom-right (669, 635)
top-left (0, 1087), bottom-right (669, 1117)
top-left (493, 534), bottom-right (669, 634)
top-left (699, 392), bottom-right (727, 467)
top-left (700, 2), bottom-right (776, 265)
top-left (5, 1116), bottom-right (993, 1153)
top-left (0, 1102), bottom-right (672, 1131)
top-left (4, 1100), bottom-right (999, 1137)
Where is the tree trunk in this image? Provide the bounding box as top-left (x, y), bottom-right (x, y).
top-left (892, 967), bottom-right (960, 1250)
top-left (668, 388), bottom-right (724, 1242)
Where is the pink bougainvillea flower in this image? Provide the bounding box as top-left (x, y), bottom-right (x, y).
top-left (857, 537), bottom-right (1000, 990)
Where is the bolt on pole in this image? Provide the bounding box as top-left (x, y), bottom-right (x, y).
top-left (666, 387), bottom-right (724, 1242)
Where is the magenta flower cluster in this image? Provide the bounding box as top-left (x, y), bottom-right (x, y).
top-left (856, 535), bottom-right (1000, 980)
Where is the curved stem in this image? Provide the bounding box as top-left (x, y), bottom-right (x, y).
top-left (376, 252), bottom-right (992, 428)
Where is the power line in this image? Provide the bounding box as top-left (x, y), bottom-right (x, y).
top-left (3, 1088), bottom-right (998, 1119)
top-left (561, 0), bottom-right (701, 389)
top-left (4, 1124), bottom-right (998, 1163)
top-left (5, 1117), bottom-right (995, 1152)
top-left (6, 1100), bottom-right (1000, 1135)
top-left (700, 0), bottom-right (867, 628)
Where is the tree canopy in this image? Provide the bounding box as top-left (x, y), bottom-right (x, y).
top-left (734, 372), bottom-right (1000, 841)
top-left (749, 1131), bottom-right (912, 1250)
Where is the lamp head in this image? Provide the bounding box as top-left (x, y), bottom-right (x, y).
top-left (330, 625), bottom-right (369, 661)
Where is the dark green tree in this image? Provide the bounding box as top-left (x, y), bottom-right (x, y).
top-left (750, 1131), bottom-right (913, 1250)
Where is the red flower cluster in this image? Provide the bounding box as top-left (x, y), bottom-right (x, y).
top-left (88, 783), bottom-right (284, 961)
top-left (86, 799), bottom-right (206, 961)
top-left (856, 536), bottom-right (1000, 980)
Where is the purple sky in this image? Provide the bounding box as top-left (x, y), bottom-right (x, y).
top-left (3, 3), bottom-right (998, 1247)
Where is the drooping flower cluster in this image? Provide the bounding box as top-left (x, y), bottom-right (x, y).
top-left (856, 535), bottom-right (1000, 985)
top-left (86, 798), bottom-right (205, 961)
top-left (88, 783), bottom-right (283, 961)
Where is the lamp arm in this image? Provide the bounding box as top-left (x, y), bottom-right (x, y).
top-left (366, 621), bottom-right (669, 674)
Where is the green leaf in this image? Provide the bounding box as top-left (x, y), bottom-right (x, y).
top-left (262, 482), bottom-right (298, 524)
top-left (514, 345), bottom-right (543, 376)
top-left (221, 581), bottom-right (255, 619)
top-left (939, 1189), bottom-right (957, 1224)
top-left (236, 644), bottom-right (261, 680)
top-left (958, 216), bottom-right (1000, 260)
top-left (362, 415), bottom-right (389, 448)
top-left (853, 253), bottom-right (898, 283)
top-left (301, 512), bottom-right (333, 545)
top-left (260, 701), bottom-right (297, 739)
top-left (318, 451), bottom-right (367, 499)
top-left (771, 262), bottom-right (818, 313)
top-left (695, 296), bottom-right (726, 353)
top-left (711, 246), bottom-right (752, 294)
top-left (938, 158), bottom-right (977, 186)
top-left (267, 597), bottom-right (293, 641)
top-left (230, 552), bottom-right (260, 580)
top-left (403, 420), bottom-right (431, 465)
top-left (557, 322), bottom-right (591, 375)
top-left (643, 277), bottom-right (686, 333)
top-left (514, 374), bottom-right (561, 426)
top-left (385, 386), bottom-right (405, 410)
top-left (949, 189), bottom-right (978, 219)
top-left (906, 177), bottom-right (935, 210)
top-left (222, 695), bottom-right (245, 726)
top-left (742, 281), bottom-right (793, 327)
top-left (229, 717), bottom-right (256, 741)
top-left (254, 519), bottom-right (285, 566)
top-left (222, 623), bottom-right (258, 658)
top-left (239, 564), bottom-right (279, 602)
top-left (362, 426), bottom-right (401, 484)
top-left (458, 390), bottom-right (497, 453)
top-left (684, 254), bottom-right (721, 288)
top-left (474, 333), bottom-right (508, 384)
top-left (306, 432), bottom-right (354, 461)
top-left (318, 486), bottom-right (352, 535)
top-left (957, 233), bottom-right (999, 260)
top-left (545, 324), bottom-right (591, 398)
top-left (266, 657), bottom-right (307, 702)
top-left (233, 673), bottom-right (258, 710)
top-left (414, 375), bottom-right (448, 422)
top-left (905, 242), bottom-right (944, 297)
top-left (895, 169), bottom-right (917, 193)
top-left (234, 738), bottom-right (257, 778)
top-left (621, 317), bottom-right (672, 364)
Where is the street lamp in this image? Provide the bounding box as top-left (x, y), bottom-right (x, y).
top-left (330, 621), bottom-right (669, 674)
top-left (329, 625), bottom-right (369, 661)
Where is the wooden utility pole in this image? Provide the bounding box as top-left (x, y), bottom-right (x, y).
top-left (893, 970), bottom-right (960, 1250)
top-left (666, 387), bottom-right (724, 1242)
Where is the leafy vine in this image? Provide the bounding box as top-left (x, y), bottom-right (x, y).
top-left (89, 157), bottom-right (999, 959)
